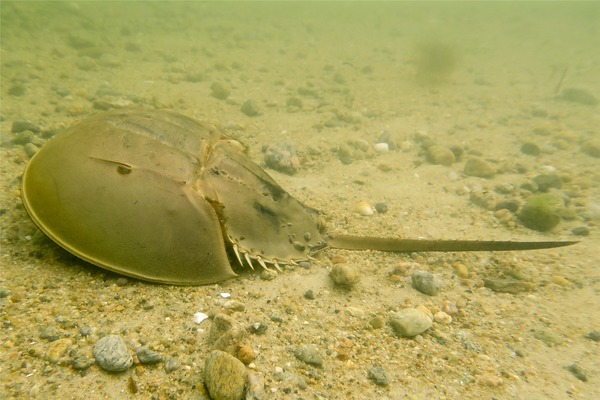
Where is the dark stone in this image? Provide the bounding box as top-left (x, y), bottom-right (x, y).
top-left (12, 120), bottom-right (41, 133)
top-left (520, 142), bottom-right (540, 156)
top-left (367, 365), bottom-right (389, 386)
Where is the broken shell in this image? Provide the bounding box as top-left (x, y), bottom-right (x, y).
top-left (373, 142), bottom-right (389, 153)
top-left (354, 201), bottom-right (374, 216)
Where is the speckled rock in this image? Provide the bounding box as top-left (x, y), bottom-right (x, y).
top-left (367, 366), bottom-right (389, 386)
top-left (389, 308), bottom-right (433, 337)
top-left (204, 350), bottom-right (247, 400)
top-left (294, 344), bottom-right (323, 367)
top-left (264, 142), bottom-right (300, 175)
top-left (93, 335), bottom-right (132, 372)
top-left (330, 264), bottom-right (361, 287)
top-left (411, 269), bottom-right (442, 295)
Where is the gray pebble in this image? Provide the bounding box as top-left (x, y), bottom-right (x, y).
top-left (367, 365), bottom-right (389, 386)
top-left (93, 335), bottom-right (132, 372)
top-left (39, 326), bottom-right (60, 342)
top-left (464, 157), bottom-right (496, 178)
top-left (572, 226), bottom-right (589, 236)
top-left (374, 202), bottom-right (388, 214)
top-left (136, 347), bottom-right (164, 364)
top-left (241, 100), bottom-right (261, 117)
top-left (11, 130), bottom-right (34, 145)
top-left (210, 82), bottom-right (230, 100)
top-left (12, 120), bottom-right (41, 134)
top-left (521, 142), bottom-right (540, 156)
top-left (495, 199), bottom-right (520, 213)
top-left (532, 173), bottom-right (561, 192)
top-left (566, 364), bottom-right (587, 382)
top-left (248, 322), bottom-right (268, 335)
top-left (585, 331), bottom-right (600, 342)
top-left (164, 357), bottom-right (180, 373)
top-left (23, 143), bottom-right (39, 158)
top-left (79, 326), bottom-right (92, 336)
top-left (264, 143), bottom-right (300, 175)
top-left (389, 308), bottom-right (433, 337)
top-left (412, 270), bottom-right (442, 295)
top-left (204, 350), bottom-right (247, 400)
top-left (294, 344), bottom-right (323, 367)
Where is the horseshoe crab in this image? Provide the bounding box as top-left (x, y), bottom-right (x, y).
top-left (21, 109), bottom-right (577, 285)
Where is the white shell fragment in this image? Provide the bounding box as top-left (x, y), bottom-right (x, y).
top-left (373, 142), bottom-right (389, 153)
top-left (220, 292), bottom-right (231, 298)
top-left (193, 312), bottom-right (209, 324)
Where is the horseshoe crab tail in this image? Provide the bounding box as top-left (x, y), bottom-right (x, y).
top-left (326, 234), bottom-right (578, 253)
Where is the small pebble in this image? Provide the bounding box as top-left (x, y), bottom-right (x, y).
top-left (367, 365), bottom-right (389, 386)
top-left (294, 344), bottom-right (323, 367)
top-left (264, 143), bottom-right (300, 175)
top-left (93, 335), bottom-right (133, 372)
top-left (374, 202), bottom-right (388, 214)
top-left (368, 316), bottom-right (384, 329)
top-left (241, 100), bottom-right (261, 117)
top-left (164, 357), bottom-right (180, 373)
top-left (426, 145), bottom-right (455, 166)
top-left (585, 331), bottom-right (600, 342)
top-left (12, 120), bottom-right (41, 134)
top-left (248, 322), bottom-right (268, 335)
top-left (330, 264), bottom-right (361, 287)
top-left (389, 308), bottom-right (433, 337)
top-left (246, 371), bottom-right (267, 399)
top-left (464, 157), bottom-right (496, 178)
top-left (572, 226), bottom-right (589, 236)
top-left (79, 326), bottom-right (92, 336)
top-left (46, 338), bottom-right (72, 364)
top-left (452, 263), bottom-right (469, 278)
top-left (210, 82), bottom-right (230, 100)
top-left (304, 289), bottom-right (316, 300)
top-left (532, 173), bottom-right (561, 192)
top-left (411, 269), bottom-right (442, 295)
top-left (135, 347), bottom-right (164, 364)
top-left (521, 142), bottom-right (540, 156)
top-left (550, 275), bottom-right (569, 287)
top-left (72, 354), bottom-right (94, 370)
top-left (260, 268), bottom-right (278, 281)
top-left (566, 363), bottom-right (588, 382)
top-left (237, 345), bottom-right (256, 365)
top-left (204, 350), bottom-right (247, 400)
top-left (433, 311), bottom-right (452, 324)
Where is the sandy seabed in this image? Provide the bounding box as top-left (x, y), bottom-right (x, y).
top-left (1, 2), bottom-right (599, 399)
